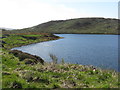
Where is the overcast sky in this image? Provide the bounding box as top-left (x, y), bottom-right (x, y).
top-left (0, 0), bottom-right (119, 29)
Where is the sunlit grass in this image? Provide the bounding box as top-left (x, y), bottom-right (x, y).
top-left (1, 33), bottom-right (119, 88)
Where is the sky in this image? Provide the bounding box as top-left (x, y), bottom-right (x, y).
top-left (0, 0), bottom-right (119, 29)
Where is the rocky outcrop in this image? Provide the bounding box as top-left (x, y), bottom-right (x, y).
top-left (10, 50), bottom-right (44, 65)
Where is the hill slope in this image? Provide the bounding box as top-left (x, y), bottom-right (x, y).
top-left (4, 18), bottom-right (119, 34)
top-left (2, 33), bottom-right (119, 88)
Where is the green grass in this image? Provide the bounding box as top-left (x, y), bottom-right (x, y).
top-left (2, 57), bottom-right (119, 88)
top-left (22, 35), bottom-right (42, 37)
top-left (2, 50), bottom-right (119, 88)
top-left (1, 33), bottom-right (119, 88)
top-left (2, 34), bottom-right (60, 49)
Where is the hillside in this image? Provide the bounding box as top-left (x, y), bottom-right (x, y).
top-left (0, 27), bottom-right (14, 30)
top-left (1, 33), bottom-right (119, 88)
top-left (4, 18), bottom-right (119, 34)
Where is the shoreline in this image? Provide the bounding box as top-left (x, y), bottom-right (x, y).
top-left (2, 33), bottom-right (119, 88)
top-left (2, 33), bottom-right (62, 50)
top-left (9, 34), bottom-right (118, 72)
top-left (11, 36), bottom-right (63, 50)
top-left (54, 33), bottom-right (119, 35)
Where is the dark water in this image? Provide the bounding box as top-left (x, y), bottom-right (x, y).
top-left (12, 34), bottom-right (118, 71)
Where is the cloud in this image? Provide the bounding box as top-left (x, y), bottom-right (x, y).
top-left (0, 0), bottom-right (85, 29)
top-left (0, 0), bottom-right (118, 29)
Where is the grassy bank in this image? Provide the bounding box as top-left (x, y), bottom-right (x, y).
top-left (2, 33), bottom-right (61, 49)
top-left (1, 33), bottom-right (119, 88)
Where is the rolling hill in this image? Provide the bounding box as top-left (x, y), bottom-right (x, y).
top-left (3, 17), bottom-right (120, 34)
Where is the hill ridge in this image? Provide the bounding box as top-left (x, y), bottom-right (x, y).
top-left (3, 17), bottom-right (119, 34)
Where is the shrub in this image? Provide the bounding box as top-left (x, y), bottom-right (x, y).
top-left (61, 58), bottom-right (65, 64)
top-left (49, 54), bottom-right (58, 64)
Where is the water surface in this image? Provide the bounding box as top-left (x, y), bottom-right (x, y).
top-left (12, 34), bottom-right (118, 71)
